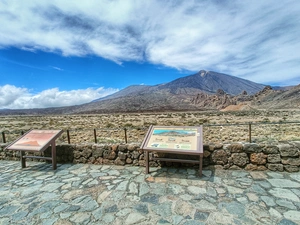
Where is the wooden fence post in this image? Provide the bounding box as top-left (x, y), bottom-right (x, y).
top-left (124, 128), bottom-right (128, 144)
top-left (94, 129), bottom-right (97, 143)
top-left (2, 131), bottom-right (6, 143)
top-left (67, 130), bottom-right (70, 144)
top-left (249, 122), bottom-right (252, 143)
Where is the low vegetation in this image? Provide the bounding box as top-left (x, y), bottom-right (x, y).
top-left (1, 110), bottom-right (300, 144)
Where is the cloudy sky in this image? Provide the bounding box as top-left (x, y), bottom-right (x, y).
top-left (1, 0), bottom-right (300, 109)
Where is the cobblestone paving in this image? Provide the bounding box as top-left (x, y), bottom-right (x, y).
top-left (1, 161), bottom-right (300, 225)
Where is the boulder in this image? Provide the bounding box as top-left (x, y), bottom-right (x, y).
top-left (231, 153), bottom-right (249, 167)
top-left (244, 143), bottom-right (262, 153)
top-left (211, 150), bottom-right (228, 165)
top-left (250, 153), bottom-right (267, 165)
top-left (228, 143), bottom-right (244, 153)
top-left (267, 154), bottom-right (281, 163)
top-left (278, 144), bottom-right (298, 157)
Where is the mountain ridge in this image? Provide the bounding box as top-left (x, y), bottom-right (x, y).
top-left (1, 70), bottom-right (298, 115)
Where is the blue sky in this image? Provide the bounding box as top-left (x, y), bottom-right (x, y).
top-left (1, 0), bottom-right (300, 109)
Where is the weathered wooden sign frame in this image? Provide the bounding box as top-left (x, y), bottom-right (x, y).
top-left (140, 125), bottom-right (204, 176)
top-left (5, 129), bottom-right (63, 170)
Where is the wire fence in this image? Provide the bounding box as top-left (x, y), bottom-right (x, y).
top-left (1, 121), bottom-right (300, 145)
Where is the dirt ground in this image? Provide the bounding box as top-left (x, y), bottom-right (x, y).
top-left (1, 110), bottom-right (300, 145)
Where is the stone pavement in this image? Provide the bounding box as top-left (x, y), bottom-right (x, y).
top-left (0, 161), bottom-right (300, 225)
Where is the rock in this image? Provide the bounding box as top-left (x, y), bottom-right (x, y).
top-left (281, 158), bottom-right (300, 166)
top-left (245, 164), bottom-right (258, 171)
top-left (231, 153), bottom-right (249, 167)
top-left (118, 145), bottom-right (127, 151)
top-left (127, 145), bottom-right (138, 151)
top-left (284, 165), bottom-right (299, 172)
top-left (244, 143), bottom-right (261, 153)
top-left (267, 164), bottom-right (284, 172)
top-left (250, 153), bottom-right (267, 165)
top-left (108, 151), bottom-right (117, 160)
top-left (263, 145), bottom-right (279, 154)
top-left (278, 144), bottom-right (298, 157)
top-left (110, 144), bottom-right (118, 151)
top-left (93, 148), bottom-right (104, 158)
top-left (211, 150), bottom-right (228, 165)
top-left (267, 154), bottom-right (281, 163)
top-left (203, 150), bottom-right (211, 158)
top-left (228, 143), bottom-right (244, 153)
top-left (118, 152), bottom-right (127, 160)
top-left (114, 157), bottom-right (125, 166)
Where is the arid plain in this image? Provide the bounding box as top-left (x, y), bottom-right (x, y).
top-left (1, 110), bottom-right (300, 145)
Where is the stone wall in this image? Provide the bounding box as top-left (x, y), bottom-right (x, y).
top-left (1, 142), bottom-right (300, 172)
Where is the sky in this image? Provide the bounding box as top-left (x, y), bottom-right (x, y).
top-left (1, 0), bottom-right (300, 109)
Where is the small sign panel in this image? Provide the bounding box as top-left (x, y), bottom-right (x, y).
top-left (142, 126), bottom-right (203, 153)
top-left (6, 129), bottom-right (63, 152)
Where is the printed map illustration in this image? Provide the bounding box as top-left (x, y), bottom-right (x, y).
top-left (8, 130), bottom-right (62, 151)
top-left (146, 127), bottom-right (199, 151)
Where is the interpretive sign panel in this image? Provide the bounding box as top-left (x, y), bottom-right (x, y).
top-left (6, 129), bottom-right (63, 152)
top-left (141, 125), bottom-right (203, 176)
top-left (144, 127), bottom-right (201, 152)
top-left (6, 129), bottom-right (63, 170)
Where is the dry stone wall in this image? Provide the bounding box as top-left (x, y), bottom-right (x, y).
top-left (1, 142), bottom-right (300, 172)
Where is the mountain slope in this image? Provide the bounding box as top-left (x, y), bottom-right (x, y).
top-left (159, 70), bottom-right (265, 95)
top-left (93, 85), bottom-right (152, 102)
top-left (4, 69), bottom-right (292, 115)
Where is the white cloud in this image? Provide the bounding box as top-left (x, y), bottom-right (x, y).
top-left (0, 0), bottom-right (300, 85)
top-left (0, 85), bottom-right (118, 109)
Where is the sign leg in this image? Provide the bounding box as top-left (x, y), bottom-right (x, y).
top-left (20, 151), bottom-right (26, 168)
top-left (199, 154), bottom-right (203, 177)
top-left (145, 151), bottom-right (149, 174)
top-left (51, 141), bottom-right (57, 170)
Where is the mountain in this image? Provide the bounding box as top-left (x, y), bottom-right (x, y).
top-left (70, 70), bottom-right (266, 113)
top-left (2, 70), bottom-right (299, 115)
top-left (93, 70), bottom-right (265, 103)
top-left (157, 70), bottom-right (265, 95)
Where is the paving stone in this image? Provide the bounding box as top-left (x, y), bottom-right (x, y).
top-left (269, 188), bottom-right (300, 201)
top-left (101, 213), bottom-right (115, 223)
top-left (267, 179), bottom-right (300, 188)
top-left (194, 210), bottom-right (209, 221)
top-left (69, 212), bottom-right (91, 224)
top-left (152, 202), bottom-right (172, 217)
top-left (1, 161), bottom-right (300, 225)
top-left (218, 202), bottom-right (245, 216)
top-left (187, 186), bottom-right (206, 195)
top-left (261, 196), bottom-right (276, 206)
top-left (290, 174), bottom-right (300, 182)
top-left (139, 182), bottom-right (150, 196)
top-left (125, 212), bottom-right (146, 225)
top-left (141, 194), bottom-right (160, 204)
top-left (116, 180), bottom-right (129, 191)
top-left (283, 210), bottom-right (300, 223)
top-left (0, 205), bottom-right (20, 217)
top-left (11, 210), bottom-right (29, 221)
top-left (276, 199), bottom-right (297, 210)
top-left (269, 208), bottom-right (282, 219)
top-left (134, 203), bottom-right (149, 214)
top-left (278, 218), bottom-right (299, 225)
